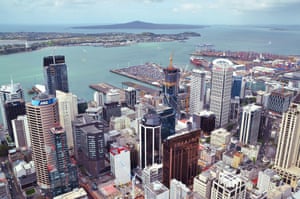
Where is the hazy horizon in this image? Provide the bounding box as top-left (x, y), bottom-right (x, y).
top-left (1, 0), bottom-right (300, 26)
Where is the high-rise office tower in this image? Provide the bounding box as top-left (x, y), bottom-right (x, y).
top-left (4, 99), bottom-right (26, 140)
top-left (162, 129), bottom-right (200, 188)
top-left (72, 114), bottom-right (105, 176)
top-left (239, 104), bottom-right (262, 145)
top-left (56, 90), bottom-right (78, 150)
top-left (125, 87), bottom-right (137, 109)
top-left (0, 82), bottom-right (24, 130)
top-left (43, 55), bottom-right (69, 95)
top-left (163, 56), bottom-right (180, 113)
top-left (189, 69), bottom-right (206, 115)
top-left (12, 115), bottom-right (30, 148)
top-left (26, 93), bottom-right (59, 192)
top-left (139, 113), bottom-right (161, 169)
top-left (102, 102), bottom-right (121, 123)
top-left (199, 110), bottom-right (216, 136)
top-left (267, 88), bottom-right (293, 114)
top-left (231, 75), bottom-right (242, 99)
top-left (210, 59), bottom-right (233, 128)
top-left (47, 127), bottom-right (78, 197)
top-left (273, 95), bottom-right (300, 188)
top-left (156, 105), bottom-right (175, 140)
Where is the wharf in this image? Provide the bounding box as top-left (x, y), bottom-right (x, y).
top-left (89, 83), bottom-right (119, 94)
top-left (122, 81), bottom-right (160, 96)
top-left (191, 50), bottom-right (289, 62)
top-left (110, 62), bottom-right (163, 88)
top-left (89, 82), bottom-right (125, 102)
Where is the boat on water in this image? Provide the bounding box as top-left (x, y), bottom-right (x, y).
top-left (190, 56), bottom-right (209, 67)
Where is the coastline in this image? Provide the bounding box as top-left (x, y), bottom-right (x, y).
top-left (0, 31), bottom-right (200, 56)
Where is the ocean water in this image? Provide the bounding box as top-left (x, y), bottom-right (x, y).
top-left (0, 25), bottom-right (300, 104)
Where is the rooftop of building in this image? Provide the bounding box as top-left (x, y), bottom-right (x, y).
top-left (270, 88), bottom-right (293, 97)
top-left (89, 82), bottom-right (119, 94)
top-left (146, 181), bottom-right (169, 195)
top-left (242, 103), bottom-right (262, 112)
top-left (80, 124), bottom-right (103, 134)
top-left (212, 58), bottom-right (233, 68)
top-left (0, 81), bottom-right (22, 93)
top-left (142, 113), bottom-right (161, 126)
top-left (53, 188), bottom-right (87, 199)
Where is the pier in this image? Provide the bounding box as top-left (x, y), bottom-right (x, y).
top-left (110, 62), bottom-right (164, 88)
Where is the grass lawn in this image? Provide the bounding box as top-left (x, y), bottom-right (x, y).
top-left (25, 188), bottom-right (35, 195)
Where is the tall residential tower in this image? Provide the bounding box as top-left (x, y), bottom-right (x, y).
top-left (210, 59), bottom-right (233, 128)
top-left (273, 95), bottom-right (300, 188)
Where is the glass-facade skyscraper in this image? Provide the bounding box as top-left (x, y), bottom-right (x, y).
top-left (43, 55), bottom-right (69, 96)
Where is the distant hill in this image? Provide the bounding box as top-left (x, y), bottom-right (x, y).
top-left (73, 21), bottom-right (207, 29)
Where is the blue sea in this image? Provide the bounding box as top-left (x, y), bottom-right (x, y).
top-left (0, 24), bottom-right (299, 105)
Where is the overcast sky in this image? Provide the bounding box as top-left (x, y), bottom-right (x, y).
top-left (1, 0), bottom-right (300, 25)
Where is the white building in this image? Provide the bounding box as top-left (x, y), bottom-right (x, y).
top-left (239, 104), bottom-right (262, 145)
top-left (0, 81), bottom-right (24, 129)
top-left (56, 90), bottom-right (78, 149)
top-left (193, 171), bottom-right (214, 199)
top-left (12, 115), bottom-right (30, 148)
top-left (106, 89), bottom-right (120, 104)
top-left (53, 188), bottom-right (88, 199)
top-left (257, 169), bottom-right (282, 193)
top-left (189, 69), bottom-right (206, 115)
top-left (142, 163), bottom-right (163, 187)
top-left (211, 172), bottom-right (246, 199)
top-left (13, 161), bottom-right (35, 178)
top-left (169, 179), bottom-right (193, 199)
top-left (210, 59), bottom-right (233, 127)
top-left (110, 146), bottom-right (131, 185)
top-left (110, 115), bottom-right (131, 130)
top-left (210, 128), bottom-right (231, 149)
top-left (144, 181), bottom-right (169, 199)
top-left (273, 96), bottom-right (300, 188)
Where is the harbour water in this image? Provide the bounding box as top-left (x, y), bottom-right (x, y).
top-left (0, 25), bottom-right (300, 103)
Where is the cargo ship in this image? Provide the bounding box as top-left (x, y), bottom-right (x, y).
top-left (190, 56), bottom-right (209, 67)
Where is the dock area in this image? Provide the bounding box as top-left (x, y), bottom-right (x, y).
top-left (122, 81), bottom-right (160, 96)
top-left (89, 82), bottom-right (125, 102)
top-left (110, 62), bottom-right (163, 88)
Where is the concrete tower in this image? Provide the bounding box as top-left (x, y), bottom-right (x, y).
top-left (26, 93), bottom-right (59, 191)
top-left (189, 69), bottom-right (206, 115)
top-left (273, 95), bottom-right (300, 188)
top-left (210, 59), bottom-right (233, 128)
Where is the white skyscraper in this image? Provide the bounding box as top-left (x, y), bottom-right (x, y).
top-left (210, 59), bottom-right (233, 128)
top-left (56, 90), bottom-right (78, 149)
top-left (189, 69), bottom-right (206, 115)
top-left (0, 82), bottom-right (24, 129)
top-left (273, 95), bottom-right (300, 188)
top-left (239, 104), bottom-right (262, 145)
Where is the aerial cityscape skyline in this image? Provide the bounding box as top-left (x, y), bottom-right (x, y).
top-left (0, 2), bottom-right (300, 197)
top-left (1, 0), bottom-right (300, 25)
